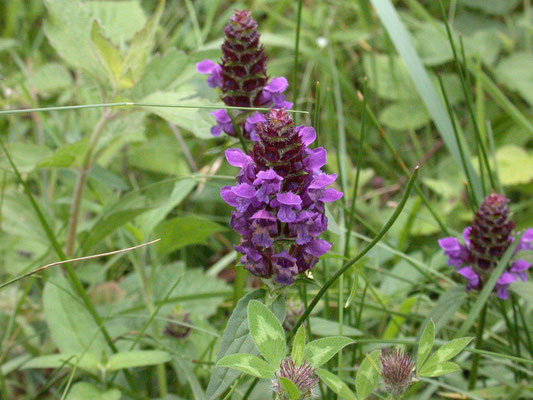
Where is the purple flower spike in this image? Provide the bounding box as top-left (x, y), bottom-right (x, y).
top-left (196, 10), bottom-right (292, 139)
top-left (221, 109), bottom-right (342, 285)
top-left (438, 193), bottom-right (531, 300)
top-left (196, 60), bottom-right (223, 88)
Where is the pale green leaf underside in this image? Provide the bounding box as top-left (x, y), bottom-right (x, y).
top-left (217, 353), bottom-right (275, 379)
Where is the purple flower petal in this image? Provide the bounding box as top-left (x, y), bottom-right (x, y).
top-left (264, 77), bottom-right (288, 94)
top-left (211, 109), bottom-right (231, 123)
top-left (196, 59), bottom-right (217, 74)
top-left (319, 188), bottom-right (343, 202)
top-left (305, 239), bottom-right (332, 257)
top-left (438, 237), bottom-right (462, 252)
top-left (510, 259), bottom-right (530, 272)
top-left (305, 148), bottom-right (327, 171)
top-left (196, 60), bottom-right (223, 88)
top-left (497, 271), bottom-right (517, 286)
top-left (309, 173), bottom-right (337, 189)
top-left (496, 286), bottom-right (510, 299)
top-left (457, 267), bottom-right (480, 287)
top-left (462, 227), bottom-right (472, 248)
top-left (295, 125), bottom-right (317, 146)
top-left (251, 209), bottom-right (276, 221)
top-left (518, 228), bottom-right (533, 250)
top-left (276, 192), bottom-right (302, 206)
top-left (220, 186), bottom-right (238, 207)
top-left (225, 148), bottom-right (251, 168)
top-left (233, 183), bottom-right (256, 198)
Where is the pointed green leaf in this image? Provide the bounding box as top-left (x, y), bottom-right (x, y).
top-left (291, 325), bottom-right (306, 365)
top-left (419, 361), bottom-right (461, 377)
top-left (217, 354), bottom-right (275, 379)
top-left (279, 377), bottom-right (301, 400)
top-left (247, 300), bottom-right (286, 367)
top-left (382, 296), bottom-right (416, 339)
top-left (423, 337), bottom-right (473, 368)
top-left (303, 336), bottom-right (354, 368)
top-left (316, 369), bottom-right (357, 400)
top-left (122, 0), bottom-right (165, 81)
top-left (90, 20), bottom-right (131, 89)
top-left (356, 350), bottom-right (381, 400)
top-left (417, 320), bottom-right (435, 371)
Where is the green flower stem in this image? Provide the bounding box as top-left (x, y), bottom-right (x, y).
top-left (468, 304), bottom-right (487, 390)
top-left (65, 110), bottom-right (111, 256)
top-left (287, 166), bottom-right (419, 341)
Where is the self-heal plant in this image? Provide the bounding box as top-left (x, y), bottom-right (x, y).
top-left (439, 193), bottom-right (532, 299)
top-left (196, 9), bottom-right (291, 140)
top-left (221, 109), bottom-right (343, 285)
top-left (356, 321), bottom-right (472, 400)
top-left (217, 300), bottom-right (355, 400)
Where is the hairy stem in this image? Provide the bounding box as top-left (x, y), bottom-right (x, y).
top-left (65, 110), bottom-right (111, 256)
top-left (468, 304), bottom-right (487, 390)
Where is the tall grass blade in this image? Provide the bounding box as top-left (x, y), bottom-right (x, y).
top-left (368, 0), bottom-right (483, 201)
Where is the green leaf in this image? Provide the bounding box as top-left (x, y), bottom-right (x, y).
top-left (510, 281), bottom-right (533, 303)
top-left (36, 139), bottom-right (88, 169)
top-left (67, 382), bottom-right (121, 400)
top-left (44, 0), bottom-right (104, 80)
top-left (308, 317), bottom-right (361, 337)
top-left (423, 337), bottom-right (473, 368)
top-left (130, 48), bottom-right (189, 99)
top-left (302, 336), bottom-right (354, 368)
top-left (80, 208), bottom-right (151, 252)
top-left (122, 0), bottom-right (165, 82)
top-left (379, 102), bottom-right (430, 130)
top-left (459, 0), bottom-right (520, 15)
top-left (85, 1), bottom-right (147, 45)
top-left (139, 90), bottom-right (215, 139)
top-left (419, 361), bottom-right (461, 377)
top-left (217, 353), bottom-right (275, 379)
top-left (417, 320), bottom-right (435, 371)
top-left (316, 369), bottom-right (357, 400)
top-left (206, 290), bottom-right (285, 400)
top-left (493, 145), bottom-right (533, 185)
top-left (90, 20), bottom-right (131, 89)
top-left (382, 296), bottom-right (416, 339)
top-left (28, 62), bottom-right (73, 96)
top-left (423, 286), bottom-right (465, 333)
top-left (43, 273), bottom-right (110, 356)
top-left (136, 179), bottom-right (197, 236)
top-left (356, 350), bottom-right (381, 400)
top-left (495, 53), bottom-right (533, 106)
top-left (279, 377), bottom-right (301, 400)
top-left (291, 325), bottom-right (306, 365)
top-left (24, 353), bottom-right (99, 374)
top-left (247, 300), bottom-right (286, 367)
top-left (106, 350), bottom-right (170, 371)
top-left (154, 215), bottom-right (225, 256)
top-left (0, 143), bottom-right (52, 174)
top-left (128, 134), bottom-right (191, 175)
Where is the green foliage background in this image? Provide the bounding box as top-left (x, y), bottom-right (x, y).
top-left (0, 0), bottom-right (532, 399)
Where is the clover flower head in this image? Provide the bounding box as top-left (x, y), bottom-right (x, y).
top-left (272, 358), bottom-right (318, 400)
top-left (380, 348), bottom-right (415, 397)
